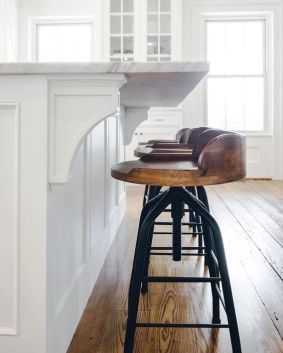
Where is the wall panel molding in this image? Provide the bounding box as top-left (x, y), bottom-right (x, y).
top-left (47, 75), bottom-right (126, 185)
top-left (0, 103), bottom-right (20, 336)
top-left (247, 146), bottom-right (261, 164)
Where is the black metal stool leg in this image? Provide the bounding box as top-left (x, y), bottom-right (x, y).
top-left (125, 189), bottom-right (173, 353)
top-left (196, 186), bottom-right (210, 212)
top-left (125, 225), bottom-right (148, 353)
top-left (141, 186), bottom-right (164, 293)
top-left (181, 188), bottom-right (241, 353)
top-left (140, 222), bottom-right (154, 294)
top-left (201, 217), bottom-right (221, 323)
top-left (187, 186), bottom-right (197, 235)
top-left (194, 187), bottom-right (204, 254)
top-left (197, 186), bottom-right (217, 266)
top-left (142, 185), bottom-right (149, 206)
top-left (148, 185), bottom-right (162, 200)
top-left (171, 197), bottom-right (183, 261)
top-left (191, 187), bottom-right (198, 238)
top-left (209, 221), bottom-right (241, 352)
top-left (141, 186), bottom-right (183, 292)
top-left (128, 190), bottom-right (167, 307)
top-left (183, 188), bottom-right (220, 322)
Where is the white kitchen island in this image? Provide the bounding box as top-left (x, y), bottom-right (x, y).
top-left (0, 62), bottom-right (208, 353)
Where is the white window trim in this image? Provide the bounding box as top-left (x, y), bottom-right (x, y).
top-left (201, 12), bottom-right (273, 135)
top-left (29, 16), bottom-right (96, 62)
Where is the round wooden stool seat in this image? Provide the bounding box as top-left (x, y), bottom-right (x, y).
top-left (111, 159), bottom-right (244, 186)
top-left (112, 160), bottom-right (199, 186)
top-left (112, 132), bottom-right (246, 187)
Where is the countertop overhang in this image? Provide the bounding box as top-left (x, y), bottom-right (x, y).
top-left (0, 61), bottom-right (209, 75)
top-left (0, 62), bottom-right (209, 107)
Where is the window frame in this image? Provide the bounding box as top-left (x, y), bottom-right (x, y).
top-left (29, 17), bottom-right (96, 62)
top-left (203, 13), bottom-right (273, 135)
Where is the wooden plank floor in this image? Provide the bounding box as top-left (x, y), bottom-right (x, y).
top-left (67, 181), bottom-right (283, 353)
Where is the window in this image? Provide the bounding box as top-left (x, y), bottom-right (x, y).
top-left (206, 19), bottom-right (268, 132)
top-left (31, 18), bottom-right (94, 62)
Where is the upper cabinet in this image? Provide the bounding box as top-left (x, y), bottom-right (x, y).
top-left (109, 0), bottom-right (135, 61)
top-left (146, 0), bottom-right (171, 61)
top-left (106, 0), bottom-right (182, 62)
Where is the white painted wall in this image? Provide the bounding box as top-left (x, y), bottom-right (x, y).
top-left (181, 0), bottom-right (283, 179)
top-left (0, 0), bottom-right (18, 61)
top-left (47, 116), bottom-right (125, 353)
top-left (18, 0), bottom-right (104, 61)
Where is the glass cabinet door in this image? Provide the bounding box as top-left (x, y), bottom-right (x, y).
top-left (147, 0), bottom-right (172, 61)
top-left (108, 0), bottom-right (178, 62)
top-left (110, 0), bottom-right (134, 61)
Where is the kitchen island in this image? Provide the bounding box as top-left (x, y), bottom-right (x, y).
top-left (0, 62), bottom-right (208, 353)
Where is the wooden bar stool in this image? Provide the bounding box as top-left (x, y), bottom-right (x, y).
top-left (139, 127), bottom-right (192, 205)
top-left (136, 128), bottom-right (236, 260)
top-left (111, 132), bottom-right (245, 353)
top-left (139, 127), bottom-right (206, 208)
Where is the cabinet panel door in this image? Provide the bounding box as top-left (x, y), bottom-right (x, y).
top-left (137, 128), bottom-right (177, 143)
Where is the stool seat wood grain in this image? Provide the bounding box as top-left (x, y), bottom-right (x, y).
top-left (112, 133), bottom-right (246, 187)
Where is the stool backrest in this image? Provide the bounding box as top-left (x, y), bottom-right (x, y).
top-left (175, 128), bottom-right (190, 142)
top-left (198, 133), bottom-right (246, 182)
top-left (178, 128), bottom-right (192, 143)
top-left (187, 127), bottom-right (210, 146)
top-left (192, 129), bottom-right (233, 160)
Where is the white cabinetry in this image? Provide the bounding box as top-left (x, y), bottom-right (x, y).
top-left (106, 0), bottom-right (181, 62)
top-left (126, 108), bottom-right (182, 159)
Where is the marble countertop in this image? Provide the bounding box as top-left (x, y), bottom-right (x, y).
top-left (0, 61), bottom-right (209, 75)
top-left (0, 61), bottom-right (209, 107)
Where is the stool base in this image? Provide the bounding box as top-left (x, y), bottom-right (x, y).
top-left (125, 187), bottom-right (241, 353)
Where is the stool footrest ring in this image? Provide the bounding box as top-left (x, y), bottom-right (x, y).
top-left (136, 323), bottom-right (228, 328)
top-left (154, 221), bottom-right (202, 226)
top-left (144, 276), bottom-right (221, 283)
top-left (153, 231), bottom-right (202, 235)
top-left (151, 246), bottom-right (206, 250)
top-left (150, 252), bottom-right (207, 256)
